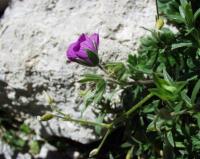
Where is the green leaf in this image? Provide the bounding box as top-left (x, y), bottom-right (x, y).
top-left (143, 100), bottom-right (159, 113)
top-left (179, 0), bottom-right (194, 27)
top-left (185, 27), bottom-right (195, 35)
top-left (166, 14), bottom-right (185, 23)
top-left (147, 120), bottom-right (157, 132)
top-left (121, 142), bottom-right (132, 148)
top-left (29, 140), bottom-right (41, 155)
top-left (83, 90), bottom-right (94, 109)
top-left (194, 113), bottom-right (200, 128)
top-left (186, 75), bottom-right (198, 82)
top-left (147, 117), bottom-right (165, 132)
top-left (171, 42), bottom-right (193, 50)
top-left (175, 142), bottom-right (185, 148)
top-left (20, 124), bottom-right (32, 134)
top-left (125, 147), bottom-right (134, 159)
top-left (167, 131), bottom-right (175, 147)
top-left (163, 68), bottom-right (173, 83)
top-left (153, 74), bottom-right (177, 93)
top-left (79, 73), bottom-right (106, 111)
top-left (192, 133), bottom-right (200, 150)
top-left (105, 62), bottom-right (127, 81)
top-left (149, 88), bottom-right (176, 101)
top-left (197, 48), bottom-right (200, 56)
top-left (93, 80), bottom-right (106, 104)
top-left (14, 139), bottom-right (26, 150)
top-left (194, 8), bottom-right (200, 22)
top-left (109, 152), bottom-right (115, 159)
top-left (191, 79), bottom-right (200, 104)
top-left (153, 74), bottom-right (170, 90)
top-left (94, 114), bottom-right (105, 135)
top-left (158, 0), bottom-right (184, 24)
top-left (179, 5), bottom-right (186, 19)
top-left (174, 81), bottom-right (187, 93)
top-left (181, 91), bottom-right (193, 108)
top-left (79, 74), bottom-right (103, 83)
top-left (151, 74), bottom-right (186, 101)
top-left (162, 85), bottom-right (177, 93)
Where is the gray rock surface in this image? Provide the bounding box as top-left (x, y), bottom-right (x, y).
top-left (0, 0), bottom-right (155, 144)
top-left (0, 140), bottom-right (13, 159)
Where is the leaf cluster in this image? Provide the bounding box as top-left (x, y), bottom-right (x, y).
top-left (78, 0), bottom-right (200, 158)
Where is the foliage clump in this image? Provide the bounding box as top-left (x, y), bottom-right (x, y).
top-left (45, 0), bottom-right (200, 158)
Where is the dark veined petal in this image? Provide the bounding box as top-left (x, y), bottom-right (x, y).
top-left (76, 49), bottom-right (88, 59)
top-left (80, 35), bottom-right (96, 53)
top-left (78, 34), bottom-right (87, 43)
top-left (89, 33), bottom-right (99, 50)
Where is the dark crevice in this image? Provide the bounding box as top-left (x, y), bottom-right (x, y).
top-left (0, 0), bottom-right (10, 18)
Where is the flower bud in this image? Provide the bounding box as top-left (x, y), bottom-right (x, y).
top-left (89, 148), bottom-right (99, 157)
top-left (156, 17), bottom-right (164, 30)
top-left (40, 113), bottom-right (54, 121)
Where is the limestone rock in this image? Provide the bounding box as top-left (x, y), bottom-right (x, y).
top-left (0, 0), bottom-right (155, 144)
top-left (0, 140), bottom-right (13, 159)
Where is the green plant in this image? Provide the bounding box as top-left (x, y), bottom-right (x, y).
top-left (43, 0), bottom-right (200, 158)
top-left (0, 120), bottom-right (43, 157)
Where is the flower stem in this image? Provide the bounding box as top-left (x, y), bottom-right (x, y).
top-left (124, 93), bottom-right (154, 118)
top-left (54, 93), bottom-right (154, 157)
top-left (90, 93), bottom-right (154, 156)
top-left (56, 110), bottom-right (111, 129)
top-left (53, 93), bottom-right (154, 128)
top-left (98, 64), bottom-right (108, 74)
top-left (66, 117), bottom-right (111, 129)
top-left (126, 80), bottom-right (154, 85)
top-left (156, 0), bottom-right (159, 19)
top-left (110, 93), bottom-right (154, 127)
top-left (96, 129), bottom-right (111, 154)
top-left (98, 64), bottom-right (153, 86)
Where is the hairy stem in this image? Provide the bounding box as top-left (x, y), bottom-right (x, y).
top-left (56, 110), bottom-right (111, 129)
top-left (126, 79), bottom-right (154, 85)
top-left (111, 93), bottom-right (154, 127)
top-left (125, 93), bottom-right (154, 117)
top-left (96, 129), bottom-right (111, 154)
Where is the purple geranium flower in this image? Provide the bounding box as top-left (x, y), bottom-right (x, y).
top-left (66, 33), bottom-right (99, 67)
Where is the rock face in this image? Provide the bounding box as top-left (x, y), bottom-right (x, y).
top-left (0, 140), bottom-right (13, 159)
top-left (0, 0), bottom-right (155, 144)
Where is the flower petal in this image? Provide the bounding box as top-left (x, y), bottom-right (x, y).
top-left (66, 42), bottom-right (79, 61)
top-left (66, 33), bottom-right (100, 67)
top-left (80, 40), bottom-right (96, 53)
top-left (78, 34), bottom-right (87, 43)
top-left (76, 49), bottom-right (88, 59)
top-left (67, 34), bottom-right (87, 60)
top-left (89, 33), bottom-right (99, 50)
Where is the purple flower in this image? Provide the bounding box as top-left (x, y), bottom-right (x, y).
top-left (66, 33), bottom-right (99, 67)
